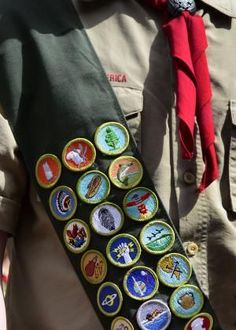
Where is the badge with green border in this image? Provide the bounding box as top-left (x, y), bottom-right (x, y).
top-left (62, 138), bottom-right (96, 172)
top-left (81, 249), bottom-right (107, 284)
top-left (111, 316), bottom-right (134, 330)
top-left (97, 282), bottom-right (123, 317)
top-left (94, 122), bottom-right (129, 156)
top-left (108, 156), bottom-right (143, 189)
top-left (49, 186), bottom-right (77, 221)
top-left (90, 202), bottom-right (124, 236)
top-left (156, 253), bottom-right (192, 288)
top-left (170, 285), bottom-right (204, 319)
top-left (184, 312), bottom-right (213, 330)
top-left (35, 154), bottom-right (61, 188)
top-left (123, 266), bottom-right (159, 301)
top-left (140, 220), bottom-right (175, 255)
top-left (106, 234), bottom-right (141, 268)
top-left (123, 187), bottom-right (159, 221)
top-left (63, 219), bottom-right (90, 254)
top-left (76, 170), bottom-right (110, 204)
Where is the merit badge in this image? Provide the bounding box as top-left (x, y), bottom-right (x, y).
top-left (94, 122), bottom-right (129, 156)
top-left (170, 285), bottom-right (204, 319)
top-left (81, 250), bottom-right (107, 284)
top-left (35, 154), bottom-right (61, 188)
top-left (97, 282), bottom-right (123, 317)
top-left (123, 266), bottom-right (159, 301)
top-left (136, 299), bottom-right (172, 330)
top-left (76, 170), bottom-right (110, 204)
top-left (123, 187), bottom-right (158, 221)
top-left (106, 234), bottom-right (141, 268)
top-left (90, 202), bottom-right (124, 236)
top-left (156, 253), bottom-right (192, 288)
top-left (140, 220), bottom-right (175, 255)
top-left (108, 156), bottom-right (143, 190)
top-left (49, 186), bottom-right (77, 221)
top-left (62, 138), bottom-right (96, 172)
top-left (184, 313), bottom-right (213, 330)
top-left (111, 317), bottom-right (134, 330)
top-left (63, 219), bottom-right (90, 254)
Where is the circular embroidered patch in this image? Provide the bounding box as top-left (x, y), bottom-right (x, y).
top-left (156, 253), bottom-right (192, 288)
top-left (123, 266), bottom-right (159, 301)
top-left (94, 122), bottom-right (129, 156)
top-left (184, 313), bottom-right (213, 330)
top-left (90, 202), bottom-right (124, 236)
top-left (170, 285), bottom-right (204, 319)
top-left (62, 138), bottom-right (96, 171)
top-left (108, 156), bottom-right (143, 190)
top-left (35, 154), bottom-right (61, 188)
top-left (106, 234), bottom-right (141, 268)
top-left (76, 170), bottom-right (110, 204)
top-left (136, 299), bottom-right (172, 330)
top-left (123, 187), bottom-right (159, 221)
top-left (140, 220), bottom-right (175, 255)
top-left (97, 282), bottom-right (123, 317)
top-left (111, 317), bottom-right (134, 330)
top-left (63, 219), bottom-right (90, 254)
top-left (49, 186), bottom-right (77, 221)
top-left (81, 250), bottom-right (107, 284)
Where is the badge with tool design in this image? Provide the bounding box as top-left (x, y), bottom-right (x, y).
top-left (97, 282), bottom-right (123, 317)
top-left (123, 266), bottom-right (159, 301)
top-left (156, 253), bottom-right (192, 288)
top-left (106, 234), bottom-right (141, 268)
top-left (140, 220), bottom-right (175, 255)
top-left (111, 316), bottom-right (134, 330)
top-left (62, 138), bottom-right (96, 171)
top-left (81, 250), bottom-right (107, 284)
top-left (49, 186), bottom-right (77, 221)
top-left (76, 170), bottom-right (110, 204)
top-left (184, 313), bottom-right (213, 330)
top-left (63, 219), bottom-right (90, 254)
top-left (136, 299), bottom-right (172, 330)
top-left (123, 187), bottom-right (158, 221)
top-left (170, 285), bottom-right (204, 319)
top-left (95, 122), bottom-right (129, 156)
top-left (108, 156), bottom-right (143, 189)
top-left (35, 154), bottom-right (61, 188)
top-left (90, 202), bottom-right (124, 236)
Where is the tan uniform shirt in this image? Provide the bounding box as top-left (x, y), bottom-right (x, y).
top-left (1, 0), bottom-right (236, 329)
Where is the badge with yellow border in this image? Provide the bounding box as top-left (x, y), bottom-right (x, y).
top-left (111, 316), bottom-right (134, 330)
top-left (35, 154), bottom-right (61, 188)
top-left (49, 186), bottom-right (77, 221)
top-left (97, 282), bottom-right (123, 317)
top-left (63, 219), bottom-right (90, 254)
top-left (81, 250), bottom-right (107, 284)
top-left (184, 313), bottom-right (213, 330)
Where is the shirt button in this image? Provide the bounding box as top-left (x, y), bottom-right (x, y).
top-left (186, 242), bottom-right (199, 256)
top-left (183, 171), bottom-right (196, 185)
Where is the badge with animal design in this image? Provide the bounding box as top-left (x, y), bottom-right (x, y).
top-left (108, 156), bottom-right (143, 189)
top-left (95, 122), bottom-right (129, 156)
top-left (184, 313), bottom-right (213, 330)
top-left (170, 285), bottom-right (204, 319)
top-left (49, 186), bottom-right (77, 221)
top-left (111, 317), bottom-right (134, 330)
top-left (76, 170), bottom-right (110, 204)
top-left (63, 219), bottom-right (90, 253)
top-left (90, 202), bottom-right (124, 236)
top-left (156, 253), bottom-right (192, 287)
top-left (81, 250), bottom-right (107, 284)
top-left (97, 282), bottom-right (123, 317)
top-left (62, 138), bottom-right (96, 171)
top-left (35, 154), bottom-right (61, 188)
top-left (123, 187), bottom-right (159, 221)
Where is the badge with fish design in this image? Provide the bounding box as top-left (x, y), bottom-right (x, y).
top-left (111, 317), bottom-right (134, 330)
top-left (97, 282), bottom-right (123, 317)
top-left (35, 154), bottom-right (61, 188)
top-left (62, 138), bottom-right (96, 172)
top-left (81, 250), bottom-right (107, 284)
top-left (140, 220), bottom-right (175, 255)
top-left (106, 234), bottom-right (141, 268)
top-left (136, 299), bottom-right (172, 330)
top-left (184, 313), bottom-right (213, 330)
top-left (49, 186), bottom-right (77, 221)
top-left (156, 253), bottom-right (192, 288)
top-left (90, 202), bottom-right (124, 236)
top-left (63, 219), bottom-right (90, 254)
top-left (123, 187), bottom-right (159, 221)
top-left (95, 122), bottom-right (129, 156)
top-left (170, 285), bottom-right (204, 319)
top-left (123, 266), bottom-right (159, 301)
top-left (76, 170), bottom-right (110, 204)
top-left (108, 156), bottom-right (143, 189)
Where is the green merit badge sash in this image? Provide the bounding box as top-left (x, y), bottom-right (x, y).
top-left (0, 0), bottom-right (221, 329)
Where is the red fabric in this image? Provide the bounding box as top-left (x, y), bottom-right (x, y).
top-left (144, 1), bottom-right (219, 191)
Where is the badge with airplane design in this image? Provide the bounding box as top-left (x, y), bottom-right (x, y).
top-left (49, 186), bottom-right (77, 221)
top-left (97, 282), bottom-right (123, 317)
top-left (35, 154), bottom-right (61, 188)
top-left (81, 250), bottom-right (107, 284)
top-left (63, 219), bottom-right (90, 254)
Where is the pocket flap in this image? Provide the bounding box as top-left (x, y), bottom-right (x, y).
top-left (113, 87), bottom-right (143, 116)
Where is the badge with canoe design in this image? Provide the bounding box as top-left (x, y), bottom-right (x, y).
top-left (184, 313), bottom-right (213, 330)
top-left (35, 154), bottom-right (61, 188)
top-left (63, 219), bottom-right (90, 253)
top-left (81, 250), bottom-right (107, 284)
top-left (97, 282), bottom-right (123, 317)
top-left (111, 317), bottom-right (134, 330)
top-left (49, 186), bottom-right (77, 221)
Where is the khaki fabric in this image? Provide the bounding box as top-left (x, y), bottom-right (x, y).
top-left (1, 0), bottom-right (236, 329)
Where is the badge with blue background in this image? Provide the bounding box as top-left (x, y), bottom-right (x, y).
top-left (97, 282), bottom-right (123, 317)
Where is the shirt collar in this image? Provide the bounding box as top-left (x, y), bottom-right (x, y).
top-left (200, 0), bottom-right (236, 18)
